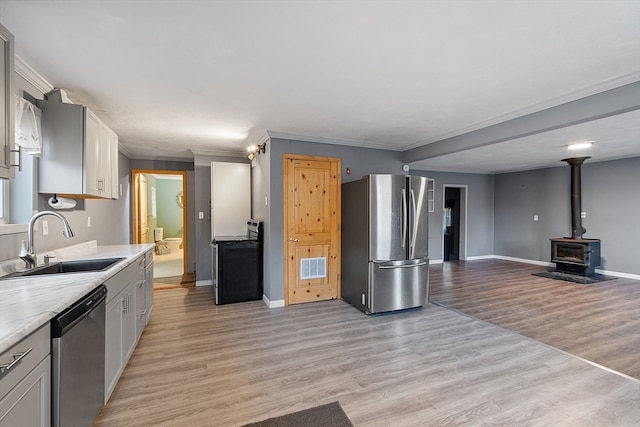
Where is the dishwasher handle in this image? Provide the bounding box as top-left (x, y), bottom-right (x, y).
top-left (52, 285), bottom-right (107, 337)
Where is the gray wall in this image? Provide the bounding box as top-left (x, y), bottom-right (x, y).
top-left (494, 157), bottom-right (640, 275)
top-left (411, 170), bottom-right (495, 261)
top-left (256, 137), bottom-right (497, 302)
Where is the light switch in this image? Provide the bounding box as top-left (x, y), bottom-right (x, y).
top-left (581, 211), bottom-right (587, 219)
top-left (198, 211), bottom-right (204, 219)
top-left (533, 215), bottom-right (539, 221)
top-left (87, 216), bottom-right (91, 227)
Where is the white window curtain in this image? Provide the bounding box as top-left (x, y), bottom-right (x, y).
top-left (15, 95), bottom-right (42, 155)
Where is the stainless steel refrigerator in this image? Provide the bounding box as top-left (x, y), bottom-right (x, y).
top-left (341, 174), bottom-right (430, 314)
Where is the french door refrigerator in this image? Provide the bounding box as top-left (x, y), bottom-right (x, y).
top-left (341, 174), bottom-right (430, 314)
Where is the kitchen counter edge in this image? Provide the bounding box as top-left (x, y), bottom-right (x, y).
top-left (0, 243), bottom-right (155, 354)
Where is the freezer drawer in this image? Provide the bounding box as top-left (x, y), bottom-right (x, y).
top-left (368, 258), bottom-right (429, 314)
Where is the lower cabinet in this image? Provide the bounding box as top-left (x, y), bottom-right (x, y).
top-left (0, 326), bottom-right (51, 427)
top-left (144, 249), bottom-right (154, 325)
top-left (104, 255), bottom-right (140, 403)
top-left (104, 251), bottom-right (154, 404)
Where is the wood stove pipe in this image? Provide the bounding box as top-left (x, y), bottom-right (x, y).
top-left (561, 156), bottom-right (589, 239)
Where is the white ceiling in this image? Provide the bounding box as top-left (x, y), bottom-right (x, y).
top-left (1, 0), bottom-right (639, 173)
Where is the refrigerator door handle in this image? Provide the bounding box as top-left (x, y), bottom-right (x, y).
top-left (401, 188), bottom-right (407, 248)
top-left (409, 188), bottom-right (418, 258)
top-left (379, 262), bottom-right (428, 269)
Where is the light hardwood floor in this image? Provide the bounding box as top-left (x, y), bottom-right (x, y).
top-left (430, 259), bottom-right (640, 379)
top-left (96, 261), bottom-right (640, 426)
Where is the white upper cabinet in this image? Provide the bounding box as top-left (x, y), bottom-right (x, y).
top-left (37, 100), bottom-right (119, 199)
top-left (0, 23), bottom-right (15, 179)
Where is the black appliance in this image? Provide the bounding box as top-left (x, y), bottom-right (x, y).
top-left (212, 220), bottom-right (263, 304)
top-left (550, 157), bottom-right (601, 277)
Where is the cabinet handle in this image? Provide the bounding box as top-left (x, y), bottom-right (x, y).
top-left (122, 296), bottom-right (128, 314)
top-left (0, 347), bottom-right (33, 376)
top-left (138, 308), bottom-right (147, 316)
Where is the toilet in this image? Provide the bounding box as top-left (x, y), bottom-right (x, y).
top-left (165, 237), bottom-right (182, 253)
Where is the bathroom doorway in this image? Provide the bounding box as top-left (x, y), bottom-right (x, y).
top-left (132, 170), bottom-right (188, 281)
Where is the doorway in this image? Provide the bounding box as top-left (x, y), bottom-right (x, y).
top-left (132, 170), bottom-right (188, 282)
top-left (442, 185), bottom-right (467, 261)
top-left (283, 154), bottom-right (341, 305)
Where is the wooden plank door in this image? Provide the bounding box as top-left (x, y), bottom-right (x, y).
top-left (284, 154), bottom-right (341, 305)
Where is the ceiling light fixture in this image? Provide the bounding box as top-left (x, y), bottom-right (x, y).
top-left (567, 141), bottom-right (595, 150)
top-left (247, 143), bottom-right (266, 160)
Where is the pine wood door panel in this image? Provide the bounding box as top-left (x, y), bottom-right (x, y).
top-left (284, 155), bottom-right (341, 305)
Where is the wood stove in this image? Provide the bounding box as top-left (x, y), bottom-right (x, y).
top-left (551, 238), bottom-right (600, 276)
top-left (550, 157), bottom-right (601, 277)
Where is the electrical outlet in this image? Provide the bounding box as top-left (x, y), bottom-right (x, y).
top-left (87, 216), bottom-right (91, 227)
top-left (581, 211), bottom-right (587, 219)
top-left (533, 215), bottom-right (539, 221)
top-left (42, 220), bottom-right (49, 236)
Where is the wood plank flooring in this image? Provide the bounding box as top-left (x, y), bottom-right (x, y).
top-left (96, 260), bottom-right (640, 427)
top-left (429, 259), bottom-right (640, 379)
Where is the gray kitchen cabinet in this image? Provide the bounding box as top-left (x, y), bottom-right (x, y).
top-left (0, 325), bottom-right (51, 427)
top-left (144, 249), bottom-right (154, 325)
top-left (135, 255), bottom-right (146, 339)
top-left (108, 127), bottom-right (119, 199)
top-left (0, 22), bottom-right (15, 180)
top-left (37, 99), bottom-right (118, 199)
top-left (135, 249), bottom-right (154, 338)
top-left (104, 258), bottom-right (139, 403)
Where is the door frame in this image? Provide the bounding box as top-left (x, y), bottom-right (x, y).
top-left (441, 184), bottom-right (468, 261)
top-left (283, 154), bottom-right (341, 305)
top-left (131, 169), bottom-right (189, 274)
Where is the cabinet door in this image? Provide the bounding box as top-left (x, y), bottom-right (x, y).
top-left (84, 110), bottom-right (101, 196)
top-left (0, 356), bottom-right (50, 427)
top-left (145, 264), bottom-right (154, 325)
top-left (98, 122), bottom-right (112, 196)
top-left (110, 129), bottom-right (119, 199)
top-left (0, 23), bottom-right (14, 180)
top-left (105, 296), bottom-right (124, 402)
top-left (135, 264), bottom-right (145, 339)
top-left (122, 288), bottom-right (137, 361)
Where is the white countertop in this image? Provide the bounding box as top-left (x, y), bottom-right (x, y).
top-left (0, 242), bottom-right (154, 353)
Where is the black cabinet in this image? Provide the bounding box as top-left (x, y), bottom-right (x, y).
top-left (214, 240), bottom-right (263, 304)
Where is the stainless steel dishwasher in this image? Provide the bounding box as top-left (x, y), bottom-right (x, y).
top-left (51, 284), bottom-right (107, 427)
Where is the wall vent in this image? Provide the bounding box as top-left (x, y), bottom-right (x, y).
top-left (300, 257), bottom-right (326, 280)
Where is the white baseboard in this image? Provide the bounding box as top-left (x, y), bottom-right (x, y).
top-left (429, 259), bottom-right (443, 265)
top-left (196, 280), bottom-right (212, 287)
top-left (595, 269), bottom-right (640, 281)
top-left (487, 255), bottom-right (639, 281)
top-left (263, 295), bottom-right (285, 308)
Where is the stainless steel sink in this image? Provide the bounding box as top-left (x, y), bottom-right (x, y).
top-left (2, 257), bottom-right (124, 279)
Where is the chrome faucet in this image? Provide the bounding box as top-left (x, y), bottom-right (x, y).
top-left (19, 211), bottom-right (74, 269)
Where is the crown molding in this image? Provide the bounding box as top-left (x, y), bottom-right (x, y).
top-left (266, 131), bottom-right (401, 151)
top-left (404, 72), bottom-right (640, 151)
top-left (118, 143), bottom-right (134, 158)
top-left (15, 56), bottom-right (53, 95)
top-left (190, 148), bottom-right (246, 158)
